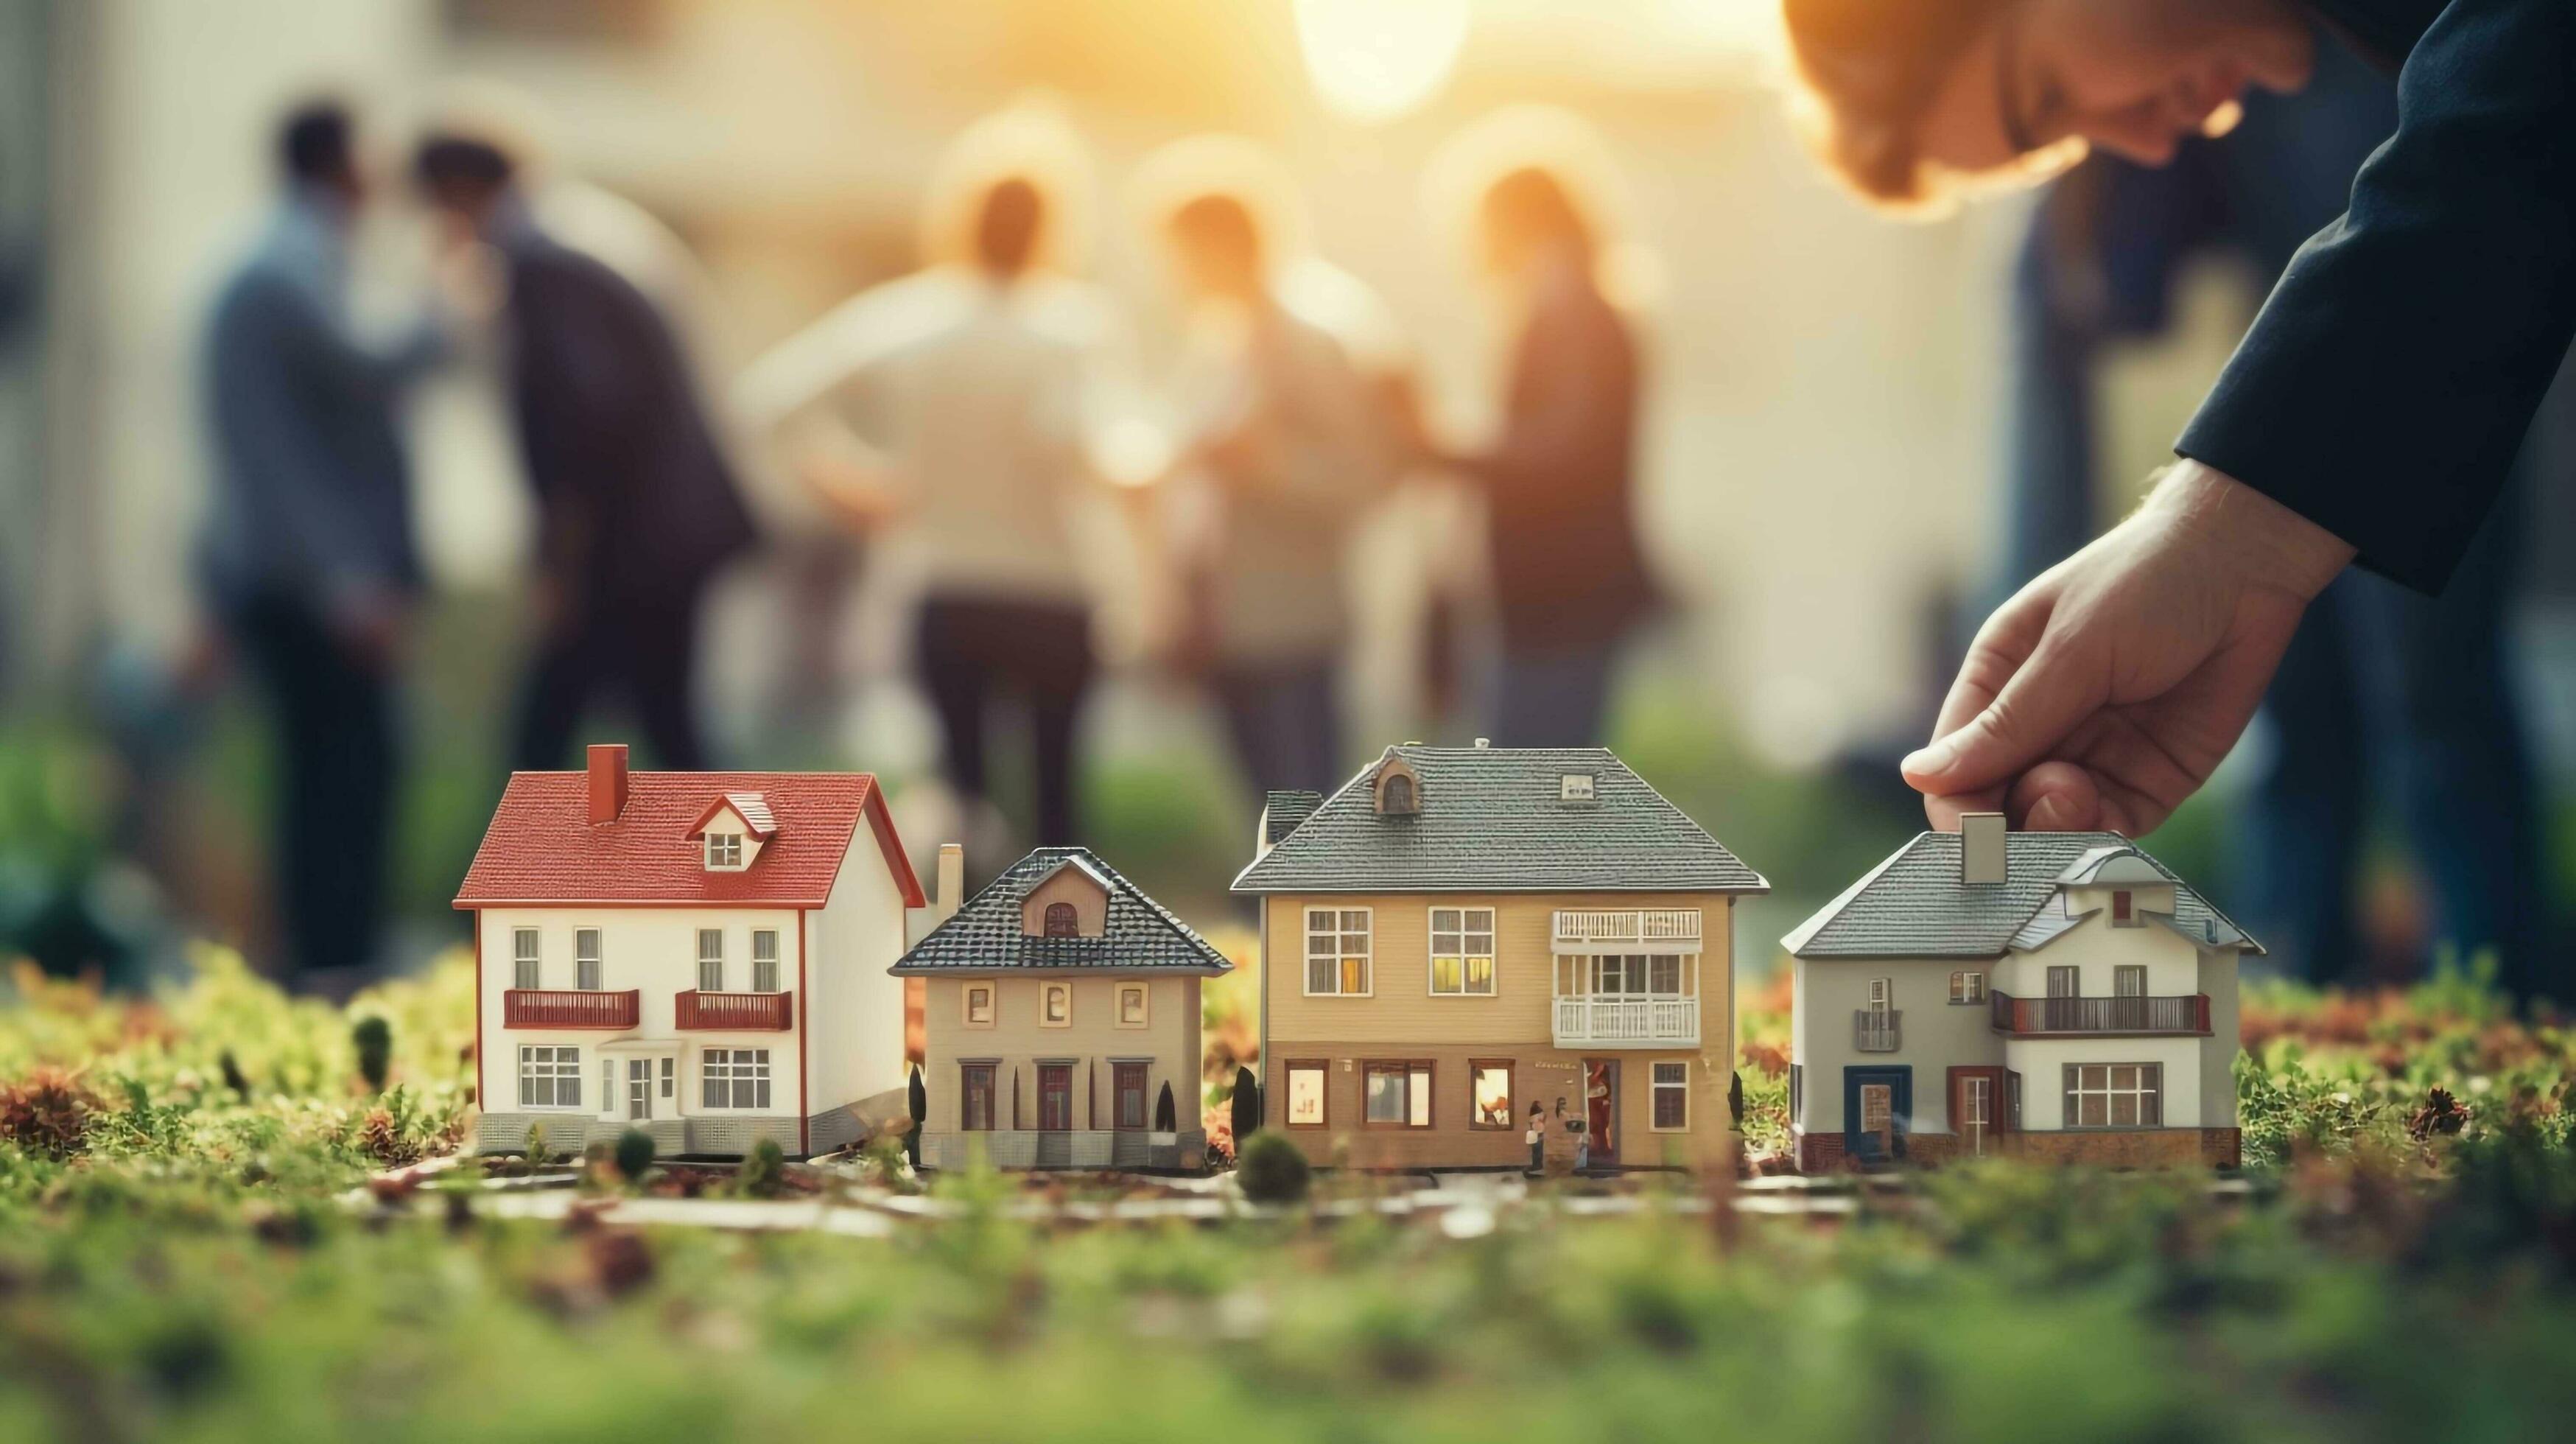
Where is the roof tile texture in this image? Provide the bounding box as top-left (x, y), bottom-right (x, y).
top-left (1233, 745), bottom-right (1766, 894)
top-left (894, 847), bottom-right (1235, 973)
top-left (455, 771), bottom-right (899, 908)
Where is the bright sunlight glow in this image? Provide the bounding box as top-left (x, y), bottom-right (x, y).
top-left (1292, 0), bottom-right (1473, 125)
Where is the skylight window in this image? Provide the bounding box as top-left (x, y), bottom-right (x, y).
top-left (1559, 774), bottom-right (1596, 802)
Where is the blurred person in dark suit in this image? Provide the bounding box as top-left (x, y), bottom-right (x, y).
top-left (737, 110), bottom-right (1118, 847)
top-left (1414, 112), bottom-right (1657, 748)
top-left (197, 99), bottom-right (441, 986)
top-left (413, 133), bottom-right (755, 773)
top-left (1996, 43), bottom-right (2547, 986)
top-left (1137, 139), bottom-right (1391, 800)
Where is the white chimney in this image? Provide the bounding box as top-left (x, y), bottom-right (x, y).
top-left (933, 843), bottom-right (965, 925)
top-left (1960, 812), bottom-right (2007, 886)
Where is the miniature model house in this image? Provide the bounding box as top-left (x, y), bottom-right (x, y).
top-left (1233, 743), bottom-right (1768, 1171)
top-left (455, 744), bottom-right (924, 1158)
top-left (1781, 813), bottom-right (2257, 1170)
top-left (894, 845), bottom-right (1232, 1171)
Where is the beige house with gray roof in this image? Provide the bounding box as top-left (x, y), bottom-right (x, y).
top-left (1783, 813), bottom-right (2256, 1171)
top-left (1235, 743), bottom-right (1768, 1172)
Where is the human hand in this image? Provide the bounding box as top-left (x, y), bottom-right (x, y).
top-left (1903, 461), bottom-right (2354, 834)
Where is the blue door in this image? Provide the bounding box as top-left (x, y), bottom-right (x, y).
top-left (1843, 1066), bottom-right (1912, 1164)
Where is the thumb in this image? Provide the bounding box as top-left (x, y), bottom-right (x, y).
top-left (1902, 637), bottom-right (2102, 797)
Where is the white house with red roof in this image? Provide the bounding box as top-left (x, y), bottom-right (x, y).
top-left (455, 744), bottom-right (926, 1158)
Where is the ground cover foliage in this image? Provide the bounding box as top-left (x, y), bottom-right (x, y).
top-left (1, 948), bottom-right (2572, 1443)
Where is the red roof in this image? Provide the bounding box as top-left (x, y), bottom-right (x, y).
top-left (453, 770), bottom-right (925, 909)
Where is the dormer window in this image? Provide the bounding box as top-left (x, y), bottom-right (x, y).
top-left (1043, 902), bottom-right (1078, 939)
top-left (1372, 756), bottom-right (1422, 816)
top-left (1559, 774), bottom-right (1596, 802)
top-left (2112, 890), bottom-right (2138, 926)
top-left (705, 832), bottom-right (745, 870)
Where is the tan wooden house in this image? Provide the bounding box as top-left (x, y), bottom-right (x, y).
top-left (894, 846), bottom-right (1232, 1171)
top-left (1233, 743), bottom-right (1768, 1172)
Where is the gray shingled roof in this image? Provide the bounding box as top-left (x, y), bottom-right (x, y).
top-left (1232, 745), bottom-right (1767, 894)
top-left (891, 847), bottom-right (1235, 974)
top-left (1780, 831), bottom-right (2261, 958)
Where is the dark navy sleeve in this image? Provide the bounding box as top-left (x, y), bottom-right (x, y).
top-left (2175, 0), bottom-right (2576, 593)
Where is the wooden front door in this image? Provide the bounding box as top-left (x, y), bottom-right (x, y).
top-left (1948, 1066), bottom-right (2002, 1156)
top-left (1113, 1063), bottom-right (1148, 1131)
top-left (1037, 1065), bottom-right (1074, 1132)
top-left (1842, 1066), bottom-right (1910, 1165)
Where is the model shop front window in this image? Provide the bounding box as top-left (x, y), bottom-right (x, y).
top-left (1364, 1061), bottom-right (1433, 1127)
top-left (1285, 1062), bottom-right (1327, 1126)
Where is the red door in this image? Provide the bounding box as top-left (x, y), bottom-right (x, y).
top-left (1038, 1065), bottom-right (1073, 1132)
top-left (1584, 1059), bottom-right (1618, 1163)
top-left (1948, 1066), bottom-right (2005, 1156)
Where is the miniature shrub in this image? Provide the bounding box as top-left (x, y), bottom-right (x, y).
top-left (1235, 1129), bottom-right (1310, 1205)
top-left (1229, 1068), bottom-right (1260, 1156)
top-left (740, 1137), bottom-right (786, 1198)
top-left (614, 1127), bottom-right (656, 1184)
top-left (351, 1016), bottom-right (392, 1094)
top-left (523, 1121), bottom-right (550, 1164)
top-left (908, 1067), bottom-right (927, 1168)
top-left (1155, 1081), bottom-right (1178, 1133)
top-left (0, 1067), bottom-right (98, 1158)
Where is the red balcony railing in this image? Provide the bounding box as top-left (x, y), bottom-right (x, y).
top-left (504, 988), bottom-right (639, 1029)
top-left (1990, 991), bottom-right (2209, 1037)
top-left (675, 990), bottom-right (794, 1031)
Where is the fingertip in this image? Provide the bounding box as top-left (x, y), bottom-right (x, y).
top-left (2011, 763), bottom-right (2102, 833)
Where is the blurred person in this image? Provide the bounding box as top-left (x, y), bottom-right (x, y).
top-left (412, 131), bottom-right (755, 773)
top-left (1780, 0), bottom-right (2576, 995)
top-left (197, 99), bottom-right (441, 986)
top-left (1994, 45), bottom-right (2544, 986)
top-left (1414, 113), bottom-right (1656, 748)
top-left (735, 111), bottom-right (1118, 846)
top-left (1138, 141), bottom-right (1391, 800)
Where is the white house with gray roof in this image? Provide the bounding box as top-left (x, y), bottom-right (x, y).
top-left (1781, 813), bottom-right (2257, 1171)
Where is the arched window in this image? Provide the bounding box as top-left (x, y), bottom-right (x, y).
top-left (1044, 902), bottom-right (1079, 939)
top-left (1380, 774), bottom-right (1416, 814)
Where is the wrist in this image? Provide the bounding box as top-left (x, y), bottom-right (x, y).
top-left (2144, 460), bottom-right (2354, 600)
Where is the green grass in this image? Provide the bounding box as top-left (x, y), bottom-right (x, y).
top-left (3, 950), bottom-right (2575, 1442)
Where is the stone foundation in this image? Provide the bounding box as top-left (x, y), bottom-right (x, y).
top-left (1793, 1126), bottom-right (2239, 1172)
top-left (919, 1129), bottom-right (1209, 1173)
top-left (477, 1109), bottom-right (861, 1161)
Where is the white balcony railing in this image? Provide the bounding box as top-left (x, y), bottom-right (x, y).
top-left (1553, 909), bottom-right (1702, 945)
top-left (1552, 995), bottom-right (1699, 1048)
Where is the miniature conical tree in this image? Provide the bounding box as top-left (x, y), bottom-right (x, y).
top-left (906, 1066), bottom-right (926, 1167)
top-left (1155, 1080), bottom-right (1177, 1133)
top-left (1229, 1067), bottom-right (1260, 1152)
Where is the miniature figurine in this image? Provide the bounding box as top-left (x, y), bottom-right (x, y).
top-left (1781, 813), bottom-right (2258, 1170)
top-left (894, 844), bottom-right (1232, 1171)
top-left (455, 744), bottom-right (924, 1158)
top-left (1232, 741), bottom-right (1768, 1171)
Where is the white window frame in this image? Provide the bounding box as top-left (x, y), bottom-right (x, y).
top-left (1039, 981), bottom-right (1073, 1028)
top-left (2063, 1062), bottom-right (2162, 1129)
top-left (575, 928), bottom-right (603, 992)
top-left (516, 1045), bottom-right (583, 1111)
top-left (1115, 982), bottom-right (1149, 1028)
top-left (701, 1048), bottom-right (774, 1111)
top-left (1948, 970), bottom-right (1986, 1005)
top-left (1427, 905), bottom-right (1498, 997)
top-left (1650, 1061), bottom-right (1689, 1132)
top-left (705, 832), bottom-right (745, 870)
top-left (1283, 1062), bottom-right (1327, 1128)
top-left (697, 928), bottom-right (724, 993)
top-left (1866, 977), bottom-right (1892, 1011)
top-left (751, 930), bottom-right (780, 993)
top-left (1303, 907), bottom-right (1372, 997)
top-left (962, 983), bottom-right (996, 1028)
top-left (1559, 773), bottom-right (1595, 802)
top-left (512, 928), bottom-right (541, 990)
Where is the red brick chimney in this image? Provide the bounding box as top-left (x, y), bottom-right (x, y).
top-left (587, 743), bottom-right (630, 824)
